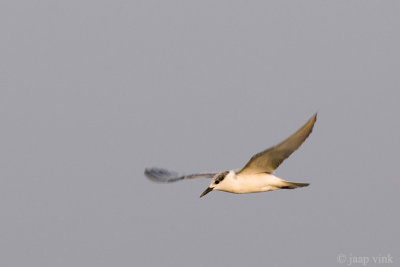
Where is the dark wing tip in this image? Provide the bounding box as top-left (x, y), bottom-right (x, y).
top-left (312, 112), bottom-right (317, 122)
top-left (304, 112), bottom-right (318, 136)
top-left (144, 168), bottom-right (183, 183)
top-left (313, 112), bottom-right (317, 119)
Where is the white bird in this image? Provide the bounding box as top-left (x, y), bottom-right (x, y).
top-left (145, 113), bottom-right (317, 198)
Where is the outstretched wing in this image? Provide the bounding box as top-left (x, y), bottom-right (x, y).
top-left (237, 113), bottom-right (317, 175)
top-left (145, 168), bottom-right (218, 183)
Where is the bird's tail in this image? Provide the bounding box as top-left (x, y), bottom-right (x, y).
top-left (280, 181), bottom-right (310, 189)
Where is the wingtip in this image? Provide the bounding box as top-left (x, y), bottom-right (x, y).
top-left (307, 112), bottom-right (317, 127)
top-left (312, 112), bottom-right (317, 120)
top-left (144, 167), bottom-right (168, 182)
top-left (144, 167), bottom-right (184, 183)
top-left (144, 168), bottom-right (154, 178)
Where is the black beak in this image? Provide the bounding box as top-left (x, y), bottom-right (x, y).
top-left (200, 187), bottom-right (213, 198)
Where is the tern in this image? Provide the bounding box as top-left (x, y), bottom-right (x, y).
top-left (145, 113), bottom-right (317, 198)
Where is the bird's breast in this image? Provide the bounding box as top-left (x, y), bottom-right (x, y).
top-left (219, 173), bottom-right (282, 194)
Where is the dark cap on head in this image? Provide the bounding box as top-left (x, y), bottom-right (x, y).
top-left (214, 171), bottom-right (228, 184)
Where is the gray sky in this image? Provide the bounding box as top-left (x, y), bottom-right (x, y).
top-left (1, 0), bottom-right (399, 266)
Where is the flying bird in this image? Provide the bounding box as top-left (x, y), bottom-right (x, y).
top-left (145, 113), bottom-right (317, 198)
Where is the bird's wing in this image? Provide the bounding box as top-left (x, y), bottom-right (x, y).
top-left (145, 168), bottom-right (218, 183)
top-left (237, 113), bottom-right (317, 175)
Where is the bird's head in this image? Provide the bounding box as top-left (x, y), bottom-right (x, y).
top-left (200, 171), bottom-right (230, 198)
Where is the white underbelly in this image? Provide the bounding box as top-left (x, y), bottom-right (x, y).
top-left (226, 173), bottom-right (285, 194)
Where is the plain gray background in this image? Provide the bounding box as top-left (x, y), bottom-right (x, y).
top-left (1, 0), bottom-right (399, 266)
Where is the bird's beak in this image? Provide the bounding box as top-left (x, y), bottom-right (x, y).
top-left (200, 187), bottom-right (213, 198)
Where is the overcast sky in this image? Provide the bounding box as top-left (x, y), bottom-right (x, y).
top-left (1, 0), bottom-right (399, 266)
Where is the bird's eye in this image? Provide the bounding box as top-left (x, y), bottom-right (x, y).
top-left (215, 180), bottom-right (219, 184)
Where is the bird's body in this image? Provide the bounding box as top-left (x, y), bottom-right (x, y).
top-left (214, 170), bottom-right (308, 194)
top-left (145, 113), bottom-right (317, 198)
